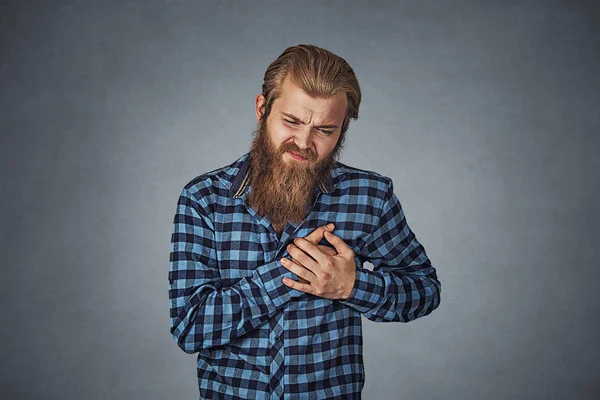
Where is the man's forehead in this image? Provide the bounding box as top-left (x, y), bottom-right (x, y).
top-left (276, 77), bottom-right (346, 123)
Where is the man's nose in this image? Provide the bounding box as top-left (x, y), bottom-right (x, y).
top-left (293, 127), bottom-right (313, 150)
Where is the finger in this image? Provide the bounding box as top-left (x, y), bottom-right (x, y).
top-left (289, 255), bottom-right (311, 282)
top-left (324, 231), bottom-right (352, 256)
top-left (293, 237), bottom-right (330, 264)
top-left (317, 245), bottom-right (337, 256)
top-left (282, 277), bottom-right (315, 295)
top-left (280, 258), bottom-right (315, 283)
top-left (287, 258), bottom-right (310, 284)
top-left (287, 244), bottom-right (320, 273)
top-left (304, 223), bottom-right (335, 244)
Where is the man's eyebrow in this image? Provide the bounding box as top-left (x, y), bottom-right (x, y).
top-left (281, 112), bottom-right (339, 129)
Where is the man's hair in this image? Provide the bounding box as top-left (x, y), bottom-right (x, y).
top-left (260, 44), bottom-right (361, 147)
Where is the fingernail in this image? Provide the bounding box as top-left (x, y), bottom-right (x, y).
top-left (327, 223), bottom-right (334, 229)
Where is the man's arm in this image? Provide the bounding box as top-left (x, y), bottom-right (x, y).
top-left (168, 188), bottom-right (303, 354)
top-left (339, 177), bottom-right (441, 322)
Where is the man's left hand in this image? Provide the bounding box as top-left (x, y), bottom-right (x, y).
top-left (281, 231), bottom-right (356, 300)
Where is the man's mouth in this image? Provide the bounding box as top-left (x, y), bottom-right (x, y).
top-left (286, 151), bottom-right (308, 161)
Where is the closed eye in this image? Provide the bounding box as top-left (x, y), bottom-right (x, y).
top-left (284, 119), bottom-right (333, 135)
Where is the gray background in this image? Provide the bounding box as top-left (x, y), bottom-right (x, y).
top-left (1, 1), bottom-right (599, 399)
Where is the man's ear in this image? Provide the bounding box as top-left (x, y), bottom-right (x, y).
top-left (255, 94), bottom-right (266, 122)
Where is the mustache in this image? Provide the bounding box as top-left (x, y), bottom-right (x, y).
top-left (278, 142), bottom-right (315, 161)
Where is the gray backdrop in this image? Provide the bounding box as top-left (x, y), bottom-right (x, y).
top-left (1, 1), bottom-right (599, 399)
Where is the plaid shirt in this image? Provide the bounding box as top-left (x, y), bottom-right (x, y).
top-left (169, 152), bottom-right (441, 399)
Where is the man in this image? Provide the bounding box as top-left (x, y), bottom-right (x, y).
top-left (169, 44), bottom-right (441, 399)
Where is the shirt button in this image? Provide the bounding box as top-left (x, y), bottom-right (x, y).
top-left (275, 336), bottom-right (281, 343)
top-left (270, 377), bottom-right (279, 388)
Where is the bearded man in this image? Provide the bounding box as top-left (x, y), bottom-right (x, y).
top-left (168, 44), bottom-right (441, 400)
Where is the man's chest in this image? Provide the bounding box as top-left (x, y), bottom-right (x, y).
top-left (211, 200), bottom-right (376, 287)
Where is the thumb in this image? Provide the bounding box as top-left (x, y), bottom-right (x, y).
top-left (305, 223), bottom-right (335, 243)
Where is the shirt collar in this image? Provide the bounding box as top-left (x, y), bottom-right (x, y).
top-left (229, 153), bottom-right (335, 198)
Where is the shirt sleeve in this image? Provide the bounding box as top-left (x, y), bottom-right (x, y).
top-left (339, 177), bottom-right (441, 322)
top-left (168, 187), bottom-right (303, 354)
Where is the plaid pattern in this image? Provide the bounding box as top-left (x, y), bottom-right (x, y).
top-left (169, 152), bottom-right (441, 399)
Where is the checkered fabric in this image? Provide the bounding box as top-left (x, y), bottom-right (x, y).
top-left (169, 152), bottom-right (441, 399)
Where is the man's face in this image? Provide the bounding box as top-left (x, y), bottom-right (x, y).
top-left (247, 76), bottom-right (348, 226)
top-left (255, 76), bottom-right (348, 167)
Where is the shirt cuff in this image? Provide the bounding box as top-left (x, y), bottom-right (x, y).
top-left (339, 267), bottom-right (385, 313)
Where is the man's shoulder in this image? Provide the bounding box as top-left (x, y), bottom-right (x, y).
top-left (333, 161), bottom-right (393, 192)
top-left (180, 153), bottom-right (248, 201)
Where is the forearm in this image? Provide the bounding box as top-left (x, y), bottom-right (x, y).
top-left (340, 260), bottom-right (441, 322)
top-left (169, 256), bottom-right (300, 354)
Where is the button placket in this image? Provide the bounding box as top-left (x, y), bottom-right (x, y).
top-left (269, 315), bottom-right (285, 398)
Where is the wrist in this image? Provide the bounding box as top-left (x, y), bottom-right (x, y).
top-left (341, 277), bottom-right (355, 300)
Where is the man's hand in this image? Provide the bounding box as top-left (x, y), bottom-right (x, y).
top-left (289, 224), bottom-right (337, 284)
top-left (281, 226), bottom-right (356, 300)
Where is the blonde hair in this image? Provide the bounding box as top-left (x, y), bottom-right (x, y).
top-left (261, 44), bottom-right (361, 142)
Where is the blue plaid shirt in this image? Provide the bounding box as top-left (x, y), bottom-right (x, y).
top-left (169, 152), bottom-right (441, 399)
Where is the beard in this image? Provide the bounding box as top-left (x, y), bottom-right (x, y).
top-left (247, 118), bottom-right (341, 227)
